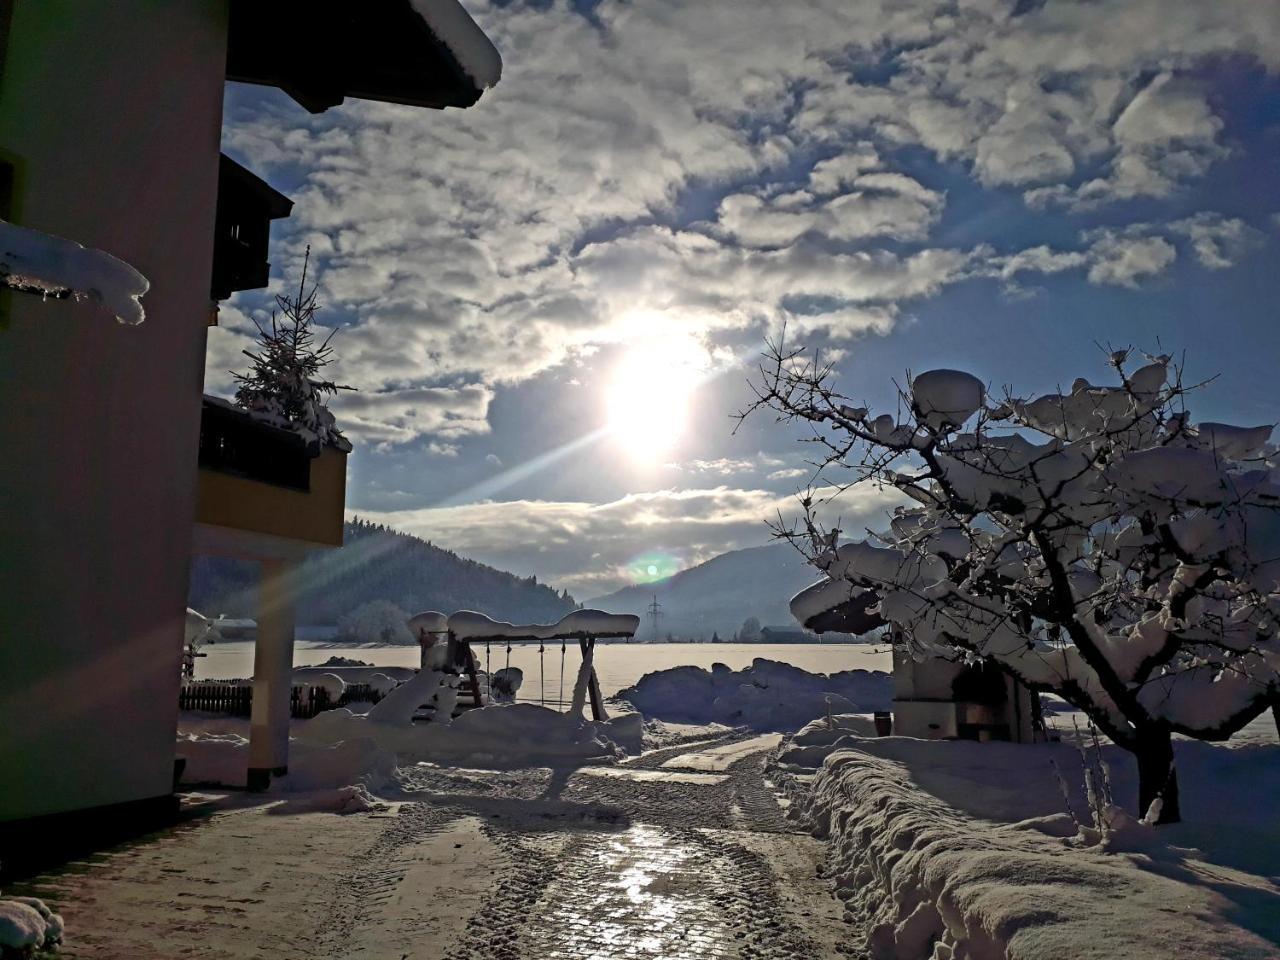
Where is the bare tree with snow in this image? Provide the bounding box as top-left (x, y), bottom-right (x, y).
top-left (744, 339), bottom-right (1280, 823)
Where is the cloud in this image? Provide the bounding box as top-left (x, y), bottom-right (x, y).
top-left (332, 384), bottom-right (493, 447)
top-left (1083, 229), bottom-right (1178, 288)
top-left (1167, 213), bottom-right (1264, 270)
top-left (714, 171), bottom-right (944, 247)
top-left (216, 0), bottom-right (1280, 445)
top-left (356, 482), bottom-right (902, 595)
top-left (1026, 73), bottom-right (1226, 210)
top-left (767, 467), bottom-right (809, 481)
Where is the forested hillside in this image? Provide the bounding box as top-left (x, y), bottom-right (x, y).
top-left (189, 517), bottom-right (577, 627)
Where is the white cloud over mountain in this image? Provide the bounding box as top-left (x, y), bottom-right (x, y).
top-left (355, 482), bottom-right (902, 595)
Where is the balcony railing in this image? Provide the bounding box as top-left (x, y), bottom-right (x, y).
top-left (198, 397), bottom-right (312, 491)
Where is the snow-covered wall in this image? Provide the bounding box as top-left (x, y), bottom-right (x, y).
top-left (0, 1), bottom-right (228, 822)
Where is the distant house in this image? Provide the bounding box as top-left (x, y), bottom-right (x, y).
top-left (0, 0), bottom-right (501, 837)
top-left (891, 647), bottom-right (1042, 743)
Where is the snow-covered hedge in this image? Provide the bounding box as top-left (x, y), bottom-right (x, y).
top-left (778, 737), bottom-right (1280, 959)
top-left (617, 658), bottom-right (891, 731)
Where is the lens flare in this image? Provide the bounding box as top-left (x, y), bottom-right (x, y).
top-left (625, 551), bottom-right (681, 584)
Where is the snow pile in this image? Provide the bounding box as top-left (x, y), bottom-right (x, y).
top-left (177, 729), bottom-right (251, 786)
top-left (269, 784), bottom-right (390, 816)
top-left (284, 737), bottom-right (397, 793)
top-left (0, 220), bottom-right (149, 324)
top-left (0, 896), bottom-right (63, 955)
top-left (773, 714), bottom-right (879, 770)
top-left (777, 737), bottom-right (1280, 959)
top-left (299, 701), bottom-right (630, 769)
top-left (617, 659), bottom-right (891, 731)
top-left (408, 0), bottom-right (503, 89)
top-left (311, 673), bottom-right (347, 700)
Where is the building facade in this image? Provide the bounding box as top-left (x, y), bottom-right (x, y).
top-left (0, 0), bottom-right (500, 834)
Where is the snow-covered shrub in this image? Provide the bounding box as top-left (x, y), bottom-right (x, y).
top-left (748, 344), bottom-right (1280, 822)
top-left (337, 600), bottom-right (414, 645)
top-left (785, 741), bottom-right (1276, 960)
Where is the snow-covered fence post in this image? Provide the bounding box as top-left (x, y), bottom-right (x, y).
top-left (744, 340), bottom-right (1280, 824)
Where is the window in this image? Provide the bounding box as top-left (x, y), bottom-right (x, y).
top-left (210, 155), bottom-right (293, 301)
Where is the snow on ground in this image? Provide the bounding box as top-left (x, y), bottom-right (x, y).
top-left (300, 701), bottom-right (637, 769)
top-left (176, 697), bottom-right (642, 801)
top-left (617, 658), bottom-right (891, 731)
top-left (0, 894), bottom-right (63, 955)
top-left (772, 723), bottom-right (1280, 959)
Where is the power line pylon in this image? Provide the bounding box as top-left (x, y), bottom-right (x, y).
top-left (647, 593), bottom-right (664, 642)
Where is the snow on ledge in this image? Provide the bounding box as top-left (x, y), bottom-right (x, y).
top-left (409, 0), bottom-right (502, 90)
top-left (0, 220), bottom-right (149, 324)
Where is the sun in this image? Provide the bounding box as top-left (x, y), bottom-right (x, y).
top-left (606, 336), bottom-right (705, 462)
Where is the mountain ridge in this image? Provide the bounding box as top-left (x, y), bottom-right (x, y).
top-left (587, 542), bottom-right (824, 639)
top-left (189, 517), bottom-right (579, 626)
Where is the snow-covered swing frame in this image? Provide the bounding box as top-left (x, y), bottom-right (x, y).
top-left (406, 609), bottom-right (640, 721)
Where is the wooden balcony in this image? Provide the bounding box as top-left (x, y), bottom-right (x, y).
top-left (195, 397), bottom-right (346, 552)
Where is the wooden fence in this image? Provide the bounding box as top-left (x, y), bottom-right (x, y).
top-left (179, 682), bottom-right (383, 719)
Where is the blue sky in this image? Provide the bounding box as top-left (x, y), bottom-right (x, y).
top-left (209, 0), bottom-right (1280, 598)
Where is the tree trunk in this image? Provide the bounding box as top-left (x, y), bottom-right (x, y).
top-left (1135, 726), bottom-right (1180, 824)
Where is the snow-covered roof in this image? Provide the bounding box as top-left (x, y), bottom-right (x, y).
top-left (409, 0), bottom-right (502, 91)
top-left (226, 0), bottom-right (501, 115)
top-left (407, 610), bottom-right (450, 635)
top-left (0, 221), bottom-right (149, 325)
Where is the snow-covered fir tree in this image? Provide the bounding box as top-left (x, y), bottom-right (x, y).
top-left (233, 247), bottom-right (352, 451)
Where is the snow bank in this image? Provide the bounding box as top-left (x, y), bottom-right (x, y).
top-left (617, 658), bottom-right (891, 731)
top-left (0, 220), bottom-right (149, 324)
top-left (299, 701), bottom-right (630, 769)
top-left (777, 737), bottom-right (1280, 959)
top-left (0, 896), bottom-right (64, 954)
top-left (773, 714), bottom-right (879, 770)
top-left (285, 737), bottom-right (397, 793)
top-left (177, 730), bottom-right (251, 786)
top-left (269, 784), bottom-right (389, 815)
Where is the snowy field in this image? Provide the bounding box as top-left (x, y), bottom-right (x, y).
top-left (196, 640), bottom-right (893, 695)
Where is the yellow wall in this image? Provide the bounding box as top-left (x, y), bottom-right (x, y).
top-left (196, 448), bottom-right (347, 548)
